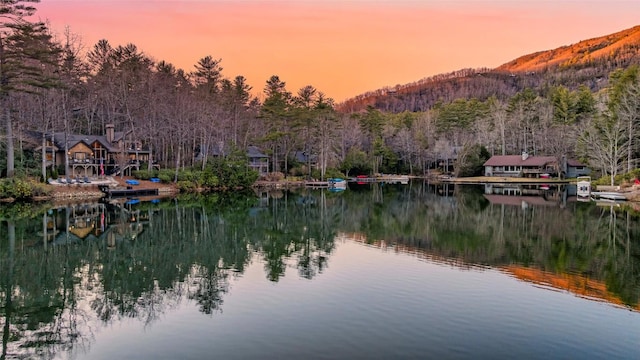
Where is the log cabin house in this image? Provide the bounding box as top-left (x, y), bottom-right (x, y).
top-left (26, 124), bottom-right (157, 178)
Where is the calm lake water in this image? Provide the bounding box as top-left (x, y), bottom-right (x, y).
top-left (1, 182), bottom-right (639, 359)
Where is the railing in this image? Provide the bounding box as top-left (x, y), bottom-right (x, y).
top-left (70, 158), bottom-right (150, 165)
top-left (71, 158), bottom-right (95, 164)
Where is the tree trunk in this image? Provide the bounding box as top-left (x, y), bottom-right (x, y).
top-left (5, 103), bottom-right (15, 177)
top-left (64, 131), bottom-right (70, 179)
top-left (174, 143), bottom-right (181, 183)
top-left (41, 132), bottom-right (47, 182)
top-left (628, 118), bottom-right (633, 173)
top-left (148, 144), bottom-right (153, 171)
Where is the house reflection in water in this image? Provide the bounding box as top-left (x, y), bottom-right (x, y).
top-left (483, 184), bottom-right (576, 209)
top-left (41, 201), bottom-right (151, 250)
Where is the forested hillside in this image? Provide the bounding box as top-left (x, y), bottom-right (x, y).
top-left (1, 1), bottom-right (639, 188)
top-left (339, 26), bottom-right (640, 113)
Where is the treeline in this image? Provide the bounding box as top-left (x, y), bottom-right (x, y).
top-left (344, 63), bottom-right (640, 185)
top-left (1, 2), bottom-right (639, 185)
top-left (0, 2), bottom-right (341, 181)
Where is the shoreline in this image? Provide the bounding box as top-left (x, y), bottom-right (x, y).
top-left (19, 176), bottom-right (180, 205)
top-left (3, 175), bottom-right (639, 203)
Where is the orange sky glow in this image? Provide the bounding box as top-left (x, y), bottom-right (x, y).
top-left (36, 0), bottom-right (640, 102)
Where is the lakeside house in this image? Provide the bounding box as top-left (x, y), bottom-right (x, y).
top-left (294, 150), bottom-right (318, 168)
top-left (247, 146), bottom-right (270, 175)
top-left (564, 159), bottom-right (591, 178)
top-left (483, 152), bottom-right (590, 178)
top-left (25, 124), bottom-right (156, 178)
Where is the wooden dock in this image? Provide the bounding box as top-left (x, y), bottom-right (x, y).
top-left (352, 175), bottom-right (410, 184)
top-left (305, 181), bottom-right (329, 188)
top-left (98, 185), bottom-right (159, 198)
top-left (590, 191), bottom-right (627, 201)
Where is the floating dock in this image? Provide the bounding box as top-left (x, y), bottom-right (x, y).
top-left (352, 175), bottom-right (410, 184)
top-left (305, 181), bottom-right (329, 188)
top-left (98, 185), bottom-right (159, 198)
top-left (590, 191), bottom-right (627, 201)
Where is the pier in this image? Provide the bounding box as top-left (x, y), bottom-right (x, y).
top-left (98, 185), bottom-right (159, 198)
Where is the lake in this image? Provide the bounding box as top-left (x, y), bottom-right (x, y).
top-left (1, 182), bottom-right (639, 359)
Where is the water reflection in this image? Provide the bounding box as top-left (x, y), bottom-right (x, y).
top-left (1, 183), bottom-right (639, 359)
top-left (483, 183), bottom-right (575, 208)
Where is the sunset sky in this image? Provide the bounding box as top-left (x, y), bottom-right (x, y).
top-left (36, 0), bottom-right (640, 102)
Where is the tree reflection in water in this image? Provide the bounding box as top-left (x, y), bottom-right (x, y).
top-left (1, 183), bottom-right (639, 359)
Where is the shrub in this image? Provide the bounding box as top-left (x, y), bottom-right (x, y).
top-left (133, 156), bottom-right (259, 193)
top-left (324, 168), bottom-right (346, 179)
top-left (177, 170), bottom-right (199, 182)
top-left (133, 169), bottom-right (157, 180)
top-left (154, 169), bottom-right (175, 183)
top-left (289, 166), bottom-right (309, 177)
top-left (200, 172), bottom-right (219, 188)
top-left (261, 172), bottom-right (284, 181)
top-left (0, 178), bottom-right (46, 200)
top-left (10, 178), bottom-right (33, 199)
top-left (31, 182), bottom-right (51, 197)
top-left (176, 180), bottom-right (197, 192)
top-left (310, 168), bottom-right (345, 180)
top-left (157, 172), bottom-right (173, 183)
top-left (594, 169), bottom-right (640, 186)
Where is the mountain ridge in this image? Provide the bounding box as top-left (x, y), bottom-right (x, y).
top-left (338, 25), bottom-right (640, 113)
top-left (498, 25), bottom-right (640, 72)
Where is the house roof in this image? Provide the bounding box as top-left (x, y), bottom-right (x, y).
top-left (247, 146), bottom-right (268, 158)
top-left (566, 159), bottom-right (587, 167)
top-left (294, 151), bottom-right (317, 163)
top-left (198, 143), bottom-right (226, 158)
top-left (484, 155), bottom-right (557, 167)
top-left (23, 130), bottom-right (120, 152)
top-left (50, 133), bottom-right (119, 152)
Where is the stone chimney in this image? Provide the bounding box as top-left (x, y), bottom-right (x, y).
top-left (522, 151), bottom-right (529, 161)
top-left (106, 124), bottom-right (114, 143)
